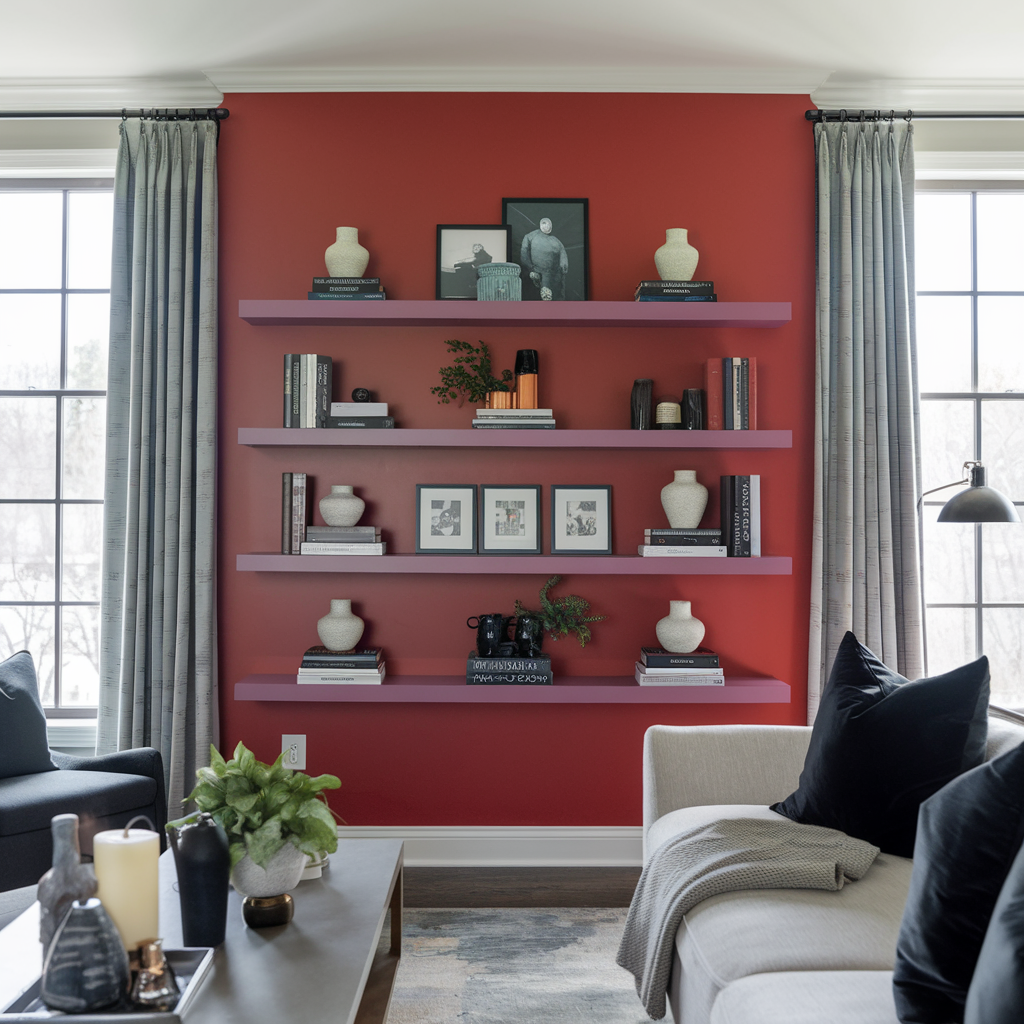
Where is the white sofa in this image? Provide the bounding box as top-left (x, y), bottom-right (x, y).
top-left (642, 710), bottom-right (1024, 1024)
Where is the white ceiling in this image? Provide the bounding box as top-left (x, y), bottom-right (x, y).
top-left (2, 0), bottom-right (1024, 109)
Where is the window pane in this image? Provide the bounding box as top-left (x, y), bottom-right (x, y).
top-left (917, 194), bottom-right (972, 291)
top-left (920, 400), bottom-right (974, 493)
top-left (0, 293), bottom-right (61, 389)
top-left (0, 605), bottom-right (55, 706)
top-left (926, 607), bottom-right (976, 675)
top-left (63, 397), bottom-right (105, 500)
top-left (917, 296), bottom-right (972, 393)
top-left (0, 503), bottom-right (55, 601)
top-left (67, 192), bottom-right (113, 290)
top-left (978, 296), bottom-right (1024, 393)
top-left (61, 605), bottom-right (99, 707)
top-left (0, 192), bottom-right (63, 289)
top-left (983, 609), bottom-right (1024, 709)
top-left (923, 507), bottom-right (974, 603)
top-left (977, 194), bottom-right (1024, 292)
top-left (62, 503), bottom-right (102, 602)
top-left (981, 401), bottom-right (1024, 501)
top-left (983, 523), bottom-right (1024, 602)
top-left (66, 293), bottom-right (110, 390)
top-left (0, 396), bottom-right (56, 499)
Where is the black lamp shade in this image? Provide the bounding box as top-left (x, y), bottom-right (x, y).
top-left (937, 467), bottom-right (1021, 523)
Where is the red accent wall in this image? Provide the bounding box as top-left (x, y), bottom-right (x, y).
top-left (217, 92), bottom-right (815, 825)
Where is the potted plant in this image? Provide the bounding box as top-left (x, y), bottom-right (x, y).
top-left (430, 338), bottom-right (513, 407)
top-left (515, 575), bottom-right (606, 648)
top-left (178, 742), bottom-right (341, 897)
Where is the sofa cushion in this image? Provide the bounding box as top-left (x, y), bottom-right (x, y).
top-left (710, 971), bottom-right (899, 1024)
top-left (773, 631), bottom-right (989, 857)
top-left (893, 741), bottom-right (1024, 1023)
top-left (0, 652), bottom-right (56, 780)
top-left (0, 770), bottom-right (157, 837)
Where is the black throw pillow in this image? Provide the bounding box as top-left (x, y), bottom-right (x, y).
top-left (0, 650), bottom-right (57, 779)
top-left (893, 741), bottom-right (1024, 1023)
top-left (964, 837), bottom-right (1024, 1024)
top-left (772, 631), bottom-right (989, 857)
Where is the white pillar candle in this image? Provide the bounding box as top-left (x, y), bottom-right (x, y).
top-left (93, 828), bottom-right (160, 950)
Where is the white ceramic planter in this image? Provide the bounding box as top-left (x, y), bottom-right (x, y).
top-left (654, 228), bottom-right (699, 282)
top-left (325, 226), bottom-right (370, 278)
top-left (319, 485), bottom-right (365, 527)
top-left (317, 599), bottom-right (365, 652)
top-left (660, 470), bottom-right (708, 529)
top-left (656, 600), bottom-right (706, 654)
top-left (231, 842), bottom-right (307, 897)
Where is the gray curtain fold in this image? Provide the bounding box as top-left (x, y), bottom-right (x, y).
top-left (97, 119), bottom-right (218, 813)
top-left (809, 121), bottom-right (924, 722)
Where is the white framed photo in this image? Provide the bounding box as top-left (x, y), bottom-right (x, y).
top-left (550, 485), bottom-right (612, 554)
top-left (479, 485), bottom-right (542, 555)
top-left (416, 485), bottom-right (478, 553)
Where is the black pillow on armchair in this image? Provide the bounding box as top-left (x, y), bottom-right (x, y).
top-left (772, 631), bottom-right (989, 857)
top-left (0, 650), bottom-right (57, 780)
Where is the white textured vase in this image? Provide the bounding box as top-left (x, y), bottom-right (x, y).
top-left (317, 599), bottom-right (365, 652)
top-left (656, 600), bottom-right (706, 654)
top-left (660, 470), bottom-right (708, 529)
top-left (319, 485), bottom-right (365, 527)
top-left (231, 842), bottom-right (307, 897)
top-left (654, 228), bottom-right (699, 281)
top-left (324, 226), bottom-right (370, 278)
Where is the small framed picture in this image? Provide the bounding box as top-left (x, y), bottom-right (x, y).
top-left (436, 224), bottom-right (512, 300)
top-left (479, 485), bottom-right (542, 555)
top-left (501, 198), bottom-right (589, 301)
top-left (550, 486), bottom-right (612, 554)
top-left (416, 485), bottom-right (478, 553)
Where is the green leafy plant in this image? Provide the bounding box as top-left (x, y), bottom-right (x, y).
top-left (515, 575), bottom-right (606, 648)
top-left (430, 338), bottom-right (513, 405)
top-left (173, 742), bottom-right (341, 869)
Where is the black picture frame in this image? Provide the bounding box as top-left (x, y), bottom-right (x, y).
top-left (550, 485), bottom-right (612, 554)
top-left (436, 224), bottom-right (512, 300)
top-left (501, 198), bottom-right (589, 301)
top-left (416, 485), bottom-right (479, 553)
top-left (479, 485), bottom-right (542, 555)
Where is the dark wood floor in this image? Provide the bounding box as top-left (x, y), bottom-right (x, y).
top-left (403, 867), bottom-right (641, 908)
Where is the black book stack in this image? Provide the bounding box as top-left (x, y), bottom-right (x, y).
top-left (297, 646), bottom-right (385, 684)
top-left (307, 277), bottom-right (387, 300)
top-left (300, 525), bottom-right (385, 556)
top-left (638, 528), bottom-right (726, 557)
top-left (634, 280), bottom-right (717, 302)
top-left (719, 475), bottom-right (761, 557)
top-left (466, 653), bottom-right (553, 685)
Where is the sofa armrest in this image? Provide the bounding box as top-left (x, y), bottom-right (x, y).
top-left (643, 724), bottom-right (811, 852)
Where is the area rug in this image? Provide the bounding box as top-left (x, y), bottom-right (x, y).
top-left (388, 908), bottom-right (660, 1024)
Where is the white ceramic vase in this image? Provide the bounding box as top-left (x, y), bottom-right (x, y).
top-left (654, 228), bottom-right (699, 281)
top-left (324, 226), bottom-right (369, 278)
top-left (231, 842), bottom-right (307, 898)
top-left (319, 485), bottom-right (365, 527)
top-left (317, 599), bottom-right (365, 652)
top-left (660, 470), bottom-right (708, 529)
top-left (656, 600), bottom-right (706, 654)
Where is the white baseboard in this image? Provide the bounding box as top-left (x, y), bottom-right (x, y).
top-left (336, 826), bottom-right (642, 867)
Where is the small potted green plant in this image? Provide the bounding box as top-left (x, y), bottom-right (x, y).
top-left (430, 338), bottom-right (513, 407)
top-left (515, 575), bottom-right (606, 648)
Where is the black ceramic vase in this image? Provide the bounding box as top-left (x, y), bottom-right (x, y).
top-left (631, 379), bottom-right (654, 430)
top-left (168, 812), bottom-right (231, 947)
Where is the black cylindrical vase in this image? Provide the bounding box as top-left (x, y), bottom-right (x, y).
top-left (631, 379), bottom-right (654, 430)
top-left (682, 389), bottom-right (705, 430)
top-left (168, 813), bottom-right (231, 947)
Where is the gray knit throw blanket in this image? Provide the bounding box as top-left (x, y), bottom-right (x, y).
top-left (616, 816), bottom-right (880, 1019)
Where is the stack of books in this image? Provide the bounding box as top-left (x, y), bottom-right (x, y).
top-left (704, 357), bottom-right (757, 430)
top-left (328, 401), bottom-right (395, 430)
top-left (281, 473), bottom-right (308, 554)
top-left (639, 528), bottom-right (726, 557)
top-left (301, 525), bottom-right (385, 556)
top-left (635, 646), bottom-right (724, 686)
top-left (466, 653), bottom-right (553, 685)
top-left (472, 408), bottom-right (556, 429)
top-left (720, 475), bottom-right (761, 557)
top-left (283, 355), bottom-right (332, 428)
top-left (307, 277), bottom-right (387, 301)
top-left (297, 646), bottom-right (385, 684)
top-left (634, 280), bottom-right (717, 302)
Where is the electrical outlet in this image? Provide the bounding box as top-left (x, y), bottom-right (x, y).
top-left (281, 734), bottom-right (306, 770)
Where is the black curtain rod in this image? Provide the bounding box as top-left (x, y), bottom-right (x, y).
top-left (0, 108), bottom-right (229, 121)
top-left (807, 108), bottom-right (1024, 122)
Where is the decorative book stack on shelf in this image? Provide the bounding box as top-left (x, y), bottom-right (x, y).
top-left (307, 276), bottom-right (386, 300)
top-left (639, 528), bottom-right (726, 558)
top-left (634, 646), bottom-right (724, 686)
top-left (297, 647), bottom-right (385, 684)
top-left (328, 400), bottom-right (395, 429)
top-left (301, 526), bottom-right (385, 556)
top-left (634, 280), bottom-right (716, 302)
top-left (472, 408), bottom-right (556, 430)
top-left (721, 475), bottom-right (761, 557)
top-left (704, 357), bottom-right (757, 430)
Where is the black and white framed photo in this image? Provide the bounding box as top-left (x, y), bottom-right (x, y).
top-left (416, 485), bottom-right (478, 553)
top-left (436, 224), bottom-right (512, 300)
top-left (501, 198), bottom-right (588, 301)
top-left (479, 485), bottom-right (542, 555)
top-left (550, 485), bottom-right (612, 554)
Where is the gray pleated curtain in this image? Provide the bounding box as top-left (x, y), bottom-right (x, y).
top-left (809, 120), bottom-right (924, 722)
top-left (97, 119), bottom-right (218, 813)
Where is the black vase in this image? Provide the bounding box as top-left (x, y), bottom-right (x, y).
top-left (630, 379), bottom-right (654, 430)
top-left (168, 813), bottom-right (230, 947)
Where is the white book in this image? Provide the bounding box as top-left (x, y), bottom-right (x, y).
top-left (297, 668), bottom-right (385, 685)
top-left (472, 419), bottom-right (556, 426)
top-left (300, 542), bottom-right (386, 555)
top-left (475, 408), bottom-right (553, 418)
top-left (331, 402), bottom-right (389, 417)
top-left (298, 666), bottom-right (383, 677)
top-left (634, 661), bottom-right (724, 676)
top-left (638, 545), bottom-right (728, 557)
top-left (306, 353), bottom-right (317, 428)
top-left (635, 667), bottom-right (725, 686)
top-left (751, 474), bottom-right (761, 557)
top-left (298, 355), bottom-right (308, 427)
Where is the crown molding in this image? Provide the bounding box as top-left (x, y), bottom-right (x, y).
top-left (915, 151), bottom-right (1024, 180)
top-left (0, 77), bottom-right (223, 112)
top-left (0, 149), bottom-right (117, 177)
top-left (811, 77), bottom-right (1024, 112)
top-left (206, 65), bottom-right (831, 94)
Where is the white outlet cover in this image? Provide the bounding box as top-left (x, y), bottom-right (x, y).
top-left (281, 734), bottom-right (306, 770)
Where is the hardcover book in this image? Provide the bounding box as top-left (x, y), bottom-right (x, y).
top-left (640, 646), bottom-right (721, 669)
top-left (638, 545), bottom-right (727, 557)
top-left (326, 417), bottom-right (396, 429)
top-left (467, 654), bottom-right (552, 674)
top-left (312, 277), bottom-right (381, 286)
top-left (307, 291), bottom-right (386, 300)
top-left (467, 671), bottom-right (553, 685)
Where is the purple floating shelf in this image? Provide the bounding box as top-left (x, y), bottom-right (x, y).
top-left (236, 553), bottom-right (792, 575)
top-left (238, 299), bottom-right (792, 330)
top-left (234, 673), bottom-right (790, 704)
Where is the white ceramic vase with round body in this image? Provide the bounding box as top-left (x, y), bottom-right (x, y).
top-left (324, 226), bottom-right (369, 278)
top-left (660, 470), bottom-right (708, 529)
top-left (319, 485), bottom-right (365, 527)
top-left (231, 842), bottom-right (307, 898)
top-left (654, 228), bottom-right (699, 281)
top-left (656, 600), bottom-right (706, 654)
top-left (317, 599), bottom-right (365, 652)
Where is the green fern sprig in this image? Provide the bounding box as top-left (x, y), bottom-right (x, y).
top-left (430, 339), bottom-right (513, 405)
top-left (514, 575), bottom-right (606, 648)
